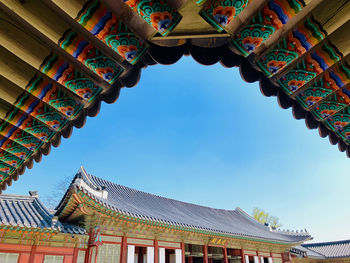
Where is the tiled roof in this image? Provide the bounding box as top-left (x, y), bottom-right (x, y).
top-left (0, 193), bottom-right (85, 234)
top-left (302, 239), bottom-right (350, 259)
top-left (291, 245), bottom-right (325, 259)
top-left (57, 167), bottom-right (311, 244)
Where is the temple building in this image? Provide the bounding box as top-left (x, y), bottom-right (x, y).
top-left (0, 167), bottom-right (348, 263)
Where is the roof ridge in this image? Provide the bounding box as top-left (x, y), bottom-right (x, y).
top-left (0, 193), bottom-right (36, 200)
top-left (303, 239), bottom-right (350, 247)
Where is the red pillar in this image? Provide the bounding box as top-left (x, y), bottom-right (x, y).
top-left (203, 245), bottom-right (208, 263)
top-left (155, 240), bottom-right (159, 263)
top-left (28, 245), bottom-right (37, 263)
top-left (181, 242), bottom-right (186, 263)
top-left (241, 250), bottom-right (245, 263)
top-left (72, 248), bottom-right (79, 263)
top-left (223, 247), bottom-right (228, 263)
top-left (121, 235), bottom-right (128, 263)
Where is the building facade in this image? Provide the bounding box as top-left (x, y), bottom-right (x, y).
top-left (0, 167), bottom-right (331, 263)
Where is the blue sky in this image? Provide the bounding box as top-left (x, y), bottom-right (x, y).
top-left (5, 57), bottom-right (350, 243)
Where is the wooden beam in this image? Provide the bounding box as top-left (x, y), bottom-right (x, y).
top-left (0, 9), bottom-right (103, 102)
top-left (0, 0), bottom-right (125, 85)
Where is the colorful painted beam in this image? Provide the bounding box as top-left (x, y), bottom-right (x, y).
top-left (52, 0), bottom-right (148, 65)
top-left (231, 0), bottom-right (311, 57)
top-left (199, 0), bottom-right (250, 32)
top-left (123, 0), bottom-right (182, 36)
top-left (0, 0), bottom-right (125, 85)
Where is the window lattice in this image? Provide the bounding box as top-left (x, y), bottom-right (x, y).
top-left (97, 243), bottom-right (121, 263)
top-left (43, 255), bottom-right (64, 263)
top-left (0, 253), bottom-right (19, 263)
top-left (77, 250), bottom-right (86, 263)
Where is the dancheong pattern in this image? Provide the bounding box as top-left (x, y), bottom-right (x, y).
top-left (59, 30), bottom-right (124, 84)
top-left (0, 150), bottom-right (23, 171)
top-left (26, 76), bottom-right (83, 120)
top-left (39, 54), bottom-right (101, 101)
top-left (4, 109), bottom-right (56, 143)
top-left (232, 0), bottom-right (306, 57)
top-left (312, 90), bottom-right (350, 121)
top-left (124, 0), bottom-right (182, 36)
top-left (257, 17), bottom-right (327, 77)
top-left (296, 72), bottom-right (340, 109)
top-left (200, 0), bottom-right (250, 32)
top-left (278, 43), bottom-right (343, 95)
top-left (76, 0), bottom-right (148, 65)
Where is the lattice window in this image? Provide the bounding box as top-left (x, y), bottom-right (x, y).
top-left (97, 243), bottom-right (121, 263)
top-left (0, 253), bottom-right (19, 263)
top-left (77, 250), bottom-right (86, 263)
top-left (43, 255), bottom-right (64, 263)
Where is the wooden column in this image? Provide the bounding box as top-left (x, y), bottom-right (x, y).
top-left (181, 242), bottom-right (185, 263)
top-left (121, 235), bottom-right (128, 263)
top-left (155, 240), bottom-right (159, 263)
top-left (203, 245), bottom-right (208, 263)
top-left (223, 247), bottom-right (228, 263)
top-left (72, 247), bottom-right (79, 263)
top-left (28, 245), bottom-right (37, 263)
top-left (241, 250), bottom-right (245, 263)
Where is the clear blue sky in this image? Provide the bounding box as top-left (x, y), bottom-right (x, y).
top-left (5, 57), bottom-right (350, 243)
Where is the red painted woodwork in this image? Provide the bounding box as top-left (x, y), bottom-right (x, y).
top-left (72, 248), bottom-right (79, 263)
top-left (18, 253), bottom-right (30, 263)
top-left (203, 245), bottom-right (208, 263)
top-left (223, 247), bottom-right (228, 263)
top-left (242, 250), bottom-right (246, 263)
top-left (155, 240), bottom-right (159, 263)
top-left (64, 255), bottom-right (74, 263)
top-left (33, 254), bottom-right (44, 263)
top-left (121, 235), bottom-right (128, 263)
top-left (181, 242), bottom-right (185, 263)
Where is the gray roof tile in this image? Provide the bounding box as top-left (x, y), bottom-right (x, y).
top-left (302, 240), bottom-right (350, 259)
top-left (67, 168), bottom-right (311, 244)
top-left (0, 194), bottom-right (85, 235)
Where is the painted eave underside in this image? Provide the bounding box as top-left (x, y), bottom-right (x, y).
top-left (302, 240), bottom-right (350, 259)
top-left (55, 168), bottom-right (312, 245)
top-left (1, 0), bottom-right (350, 190)
top-left (0, 193), bottom-right (86, 234)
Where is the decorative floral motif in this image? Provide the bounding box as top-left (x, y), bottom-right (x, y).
top-left (26, 76), bottom-right (83, 120)
top-left (124, 0), bottom-right (182, 36)
top-left (296, 72), bottom-right (339, 108)
top-left (312, 90), bottom-right (350, 121)
top-left (0, 150), bottom-right (23, 168)
top-left (0, 139), bottom-right (32, 161)
top-left (76, 0), bottom-right (148, 64)
top-left (257, 18), bottom-right (326, 76)
top-left (340, 122), bottom-right (350, 143)
top-left (15, 93), bottom-right (68, 131)
top-left (200, 0), bottom-right (249, 32)
top-left (0, 161), bottom-right (15, 175)
top-left (4, 109), bottom-right (56, 142)
top-left (325, 105), bottom-right (350, 133)
top-left (59, 30), bottom-right (124, 84)
top-left (232, 0), bottom-right (306, 56)
top-left (40, 54), bottom-right (101, 101)
top-left (279, 43), bottom-right (343, 95)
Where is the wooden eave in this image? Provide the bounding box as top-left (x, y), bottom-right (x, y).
top-left (1, 0), bottom-right (350, 191)
top-left (57, 186), bottom-right (310, 247)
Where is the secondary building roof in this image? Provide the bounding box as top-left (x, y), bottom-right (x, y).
top-left (302, 239), bottom-right (350, 259)
top-left (0, 192), bottom-right (85, 234)
top-left (1, 0), bottom-right (350, 190)
top-left (56, 167), bottom-right (311, 244)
